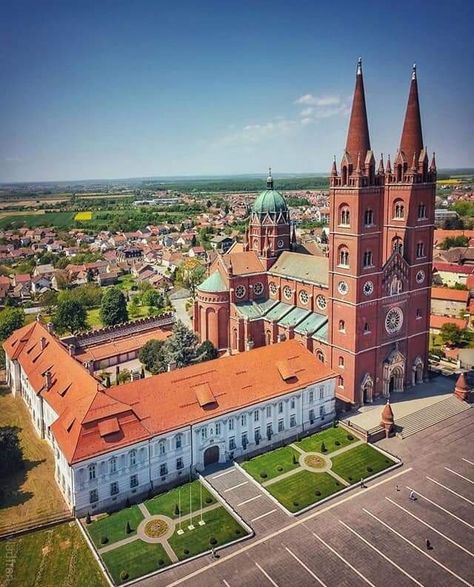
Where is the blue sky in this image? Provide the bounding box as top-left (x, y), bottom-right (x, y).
top-left (0, 0), bottom-right (473, 182)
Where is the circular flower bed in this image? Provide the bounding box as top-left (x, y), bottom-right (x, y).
top-left (304, 454), bottom-right (326, 469)
top-left (144, 519), bottom-right (169, 539)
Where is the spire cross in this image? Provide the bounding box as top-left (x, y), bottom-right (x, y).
top-left (357, 57), bottom-right (362, 75)
top-left (412, 63), bottom-right (416, 80)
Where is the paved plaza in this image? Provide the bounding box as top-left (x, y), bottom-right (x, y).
top-left (136, 405), bottom-right (473, 587)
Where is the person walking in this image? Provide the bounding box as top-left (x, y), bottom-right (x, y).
top-left (409, 490), bottom-right (416, 501)
top-left (425, 539), bottom-right (431, 550)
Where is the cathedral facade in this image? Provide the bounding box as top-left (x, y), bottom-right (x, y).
top-left (193, 60), bottom-right (436, 408)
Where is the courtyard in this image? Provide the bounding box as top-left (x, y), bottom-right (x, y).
top-left (241, 426), bottom-right (398, 513)
top-left (84, 479), bottom-right (250, 585)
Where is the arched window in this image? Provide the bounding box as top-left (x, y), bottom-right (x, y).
top-left (109, 457), bottom-right (117, 474)
top-left (338, 376), bottom-right (344, 388)
top-left (338, 356), bottom-right (345, 368)
top-left (396, 164), bottom-right (402, 182)
top-left (363, 250), bottom-right (373, 268)
top-left (316, 350), bottom-right (325, 362)
top-left (338, 246), bottom-right (349, 267)
top-left (88, 464), bottom-right (96, 480)
top-left (418, 203), bottom-right (427, 219)
top-left (175, 434), bottom-right (182, 450)
top-left (393, 200), bottom-right (405, 219)
top-left (339, 320), bottom-right (345, 332)
top-left (416, 242), bottom-right (425, 258)
top-left (364, 322), bottom-right (370, 333)
top-left (390, 276), bottom-right (402, 295)
top-left (364, 209), bottom-right (374, 226)
top-left (159, 440), bottom-right (166, 456)
top-left (129, 449), bottom-right (137, 466)
top-left (416, 308), bottom-right (422, 319)
top-left (339, 205), bottom-right (350, 226)
top-left (342, 166), bottom-right (348, 185)
top-left (392, 237), bottom-right (403, 255)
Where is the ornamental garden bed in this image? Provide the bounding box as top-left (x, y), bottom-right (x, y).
top-left (240, 425), bottom-right (398, 514)
top-left (83, 479), bottom-right (249, 585)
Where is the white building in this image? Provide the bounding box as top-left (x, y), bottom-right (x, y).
top-left (4, 320), bottom-right (336, 516)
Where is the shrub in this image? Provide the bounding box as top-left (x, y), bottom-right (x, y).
top-left (347, 434), bottom-right (354, 441)
top-left (174, 503), bottom-right (180, 516)
top-left (235, 528), bottom-right (241, 535)
top-left (348, 476), bottom-right (353, 481)
top-left (335, 481), bottom-right (340, 486)
top-left (385, 459), bottom-right (390, 464)
top-left (367, 466), bottom-right (373, 473)
top-left (205, 496), bottom-right (213, 504)
top-left (321, 441), bottom-right (327, 453)
top-left (120, 571), bottom-right (129, 581)
top-left (126, 521), bottom-right (132, 534)
top-left (85, 512), bottom-right (91, 524)
top-left (100, 536), bottom-right (108, 545)
top-left (293, 501), bottom-right (299, 507)
top-left (315, 490), bottom-right (321, 496)
top-left (184, 549), bottom-right (190, 555)
top-left (292, 453), bottom-right (298, 465)
top-left (209, 537), bottom-right (218, 545)
top-left (158, 559), bottom-right (164, 566)
top-left (335, 440), bottom-right (340, 446)
top-left (260, 471), bottom-right (268, 479)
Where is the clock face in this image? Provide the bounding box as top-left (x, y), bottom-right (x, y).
top-left (316, 294), bottom-right (326, 309)
top-left (253, 282), bottom-right (264, 296)
top-left (278, 239), bottom-right (284, 248)
top-left (338, 281), bottom-right (349, 296)
top-left (363, 280), bottom-right (374, 296)
top-left (416, 270), bottom-right (425, 284)
top-left (235, 285), bottom-right (246, 299)
top-left (385, 307), bottom-right (403, 334)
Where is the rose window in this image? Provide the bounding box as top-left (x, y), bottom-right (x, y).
top-left (283, 286), bottom-right (292, 300)
top-left (385, 307), bottom-right (403, 334)
top-left (253, 282), bottom-right (264, 296)
top-left (299, 290), bottom-right (309, 305)
top-left (269, 282), bottom-right (277, 295)
top-left (235, 285), bottom-right (246, 299)
top-left (316, 295), bottom-right (326, 309)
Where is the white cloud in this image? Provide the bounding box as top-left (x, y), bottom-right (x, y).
top-left (217, 118), bottom-right (298, 146)
top-left (294, 94), bottom-right (341, 107)
top-left (300, 107), bottom-right (314, 117)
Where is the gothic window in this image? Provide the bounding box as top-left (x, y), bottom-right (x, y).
top-left (342, 166), bottom-right (348, 185)
top-left (338, 376), bottom-right (344, 388)
top-left (338, 246), bottom-right (349, 267)
top-left (364, 322), bottom-right (370, 333)
top-left (338, 356), bottom-right (344, 368)
top-left (416, 242), bottom-right (425, 258)
top-left (416, 308), bottom-right (422, 319)
top-left (418, 203), bottom-right (427, 219)
top-left (363, 250), bottom-right (373, 268)
top-left (339, 205), bottom-right (350, 226)
top-left (392, 237), bottom-right (404, 255)
top-left (364, 209), bottom-right (374, 226)
top-left (339, 319), bottom-right (345, 332)
top-left (316, 350), bottom-right (325, 362)
top-left (393, 200), bottom-right (405, 219)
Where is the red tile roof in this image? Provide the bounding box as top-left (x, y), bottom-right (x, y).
top-left (429, 315), bottom-right (468, 330)
top-left (431, 287), bottom-right (469, 302)
top-left (433, 263), bottom-right (474, 275)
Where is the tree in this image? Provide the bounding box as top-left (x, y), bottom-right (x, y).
top-left (0, 307), bottom-right (25, 340)
top-left (139, 339), bottom-right (167, 374)
top-left (196, 340), bottom-right (218, 362)
top-left (53, 299), bottom-right (88, 334)
top-left (439, 323), bottom-right (464, 346)
top-left (100, 287), bottom-right (128, 326)
top-left (0, 427), bottom-right (23, 476)
top-left (191, 234), bottom-right (197, 247)
top-left (163, 320), bottom-right (198, 368)
top-left (176, 258), bottom-right (206, 295)
top-left (141, 288), bottom-right (165, 309)
top-left (39, 290), bottom-right (58, 314)
top-left (117, 369), bottom-right (131, 384)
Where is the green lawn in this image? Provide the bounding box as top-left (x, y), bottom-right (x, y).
top-left (117, 274), bottom-right (138, 291)
top-left (145, 479), bottom-right (216, 519)
top-left (331, 444), bottom-right (396, 484)
top-left (101, 540), bottom-right (171, 585)
top-left (266, 470), bottom-right (342, 513)
top-left (86, 304), bottom-right (151, 329)
top-left (241, 445), bottom-right (301, 482)
top-left (86, 505), bottom-right (144, 548)
top-left (0, 212), bottom-right (75, 229)
top-left (0, 522), bottom-right (106, 587)
top-left (295, 426), bottom-right (358, 454)
top-left (168, 506), bottom-right (247, 561)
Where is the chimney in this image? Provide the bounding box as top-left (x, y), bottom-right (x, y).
top-left (68, 344), bottom-right (76, 356)
top-left (167, 361), bottom-right (177, 372)
top-left (44, 370), bottom-right (52, 391)
top-left (40, 336), bottom-right (47, 350)
top-left (46, 322), bottom-right (54, 334)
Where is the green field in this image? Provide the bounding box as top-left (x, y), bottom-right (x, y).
top-left (295, 426), bottom-right (358, 454)
top-left (242, 445), bottom-right (301, 482)
top-left (145, 479), bottom-right (216, 518)
top-left (331, 444), bottom-right (396, 483)
top-left (0, 211), bottom-right (75, 229)
top-left (86, 505), bottom-right (144, 548)
top-left (101, 540), bottom-right (171, 585)
top-left (0, 522), bottom-right (106, 587)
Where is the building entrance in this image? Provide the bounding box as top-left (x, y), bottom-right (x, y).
top-left (203, 445), bottom-right (220, 467)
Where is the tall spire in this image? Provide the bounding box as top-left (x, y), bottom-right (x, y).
top-left (345, 58), bottom-right (371, 163)
top-left (400, 64), bottom-right (423, 164)
top-left (266, 167), bottom-right (273, 190)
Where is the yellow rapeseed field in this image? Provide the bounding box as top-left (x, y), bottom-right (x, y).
top-left (74, 211), bottom-right (93, 221)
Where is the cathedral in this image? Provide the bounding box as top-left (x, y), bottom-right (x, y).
top-left (193, 60), bottom-right (436, 408)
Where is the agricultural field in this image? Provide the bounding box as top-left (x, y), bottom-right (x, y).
top-left (74, 211), bottom-right (93, 221)
top-left (0, 212), bottom-right (75, 229)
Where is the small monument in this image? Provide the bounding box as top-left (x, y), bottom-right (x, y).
top-left (380, 400), bottom-right (395, 437)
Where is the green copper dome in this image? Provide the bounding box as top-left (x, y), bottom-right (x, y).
top-left (197, 271), bottom-right (228, 293)
top-left (252, 189), bottom-right (288, 215)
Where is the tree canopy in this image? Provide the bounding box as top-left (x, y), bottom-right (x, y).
top-left (53, 299), bottom-right (88, 334)
top-left (100, 287), bottom-right (128, 326)
top-left (0, 307), bottom-right (25, 340)
top-left (439, 323), bottom-right (465, 346)
top-left (138, 339), bottom-right (167, 374)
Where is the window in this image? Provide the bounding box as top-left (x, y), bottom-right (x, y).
top-left (338, 246), bottom-right (349, 267)
top-left (309, 390), bottom-right (314, 403)
top-left (109, 457), bottom-right (117, 474)
top-left (364, 322), bottom-right (371, 333)
top-left (201, 427), bottom-right (207, 441)
top-left (176, 457), bottom-right (184, 470)
top-left (309, 409), bottom-right (315, 422)
top-left (240, 414), bottom-right (247, 426)
top-left (278, 402), bottom-right (283, 414)
top-left (129, 449), bottom-right (137, 467)
top-left (229, 437), bottom-right (236, 451)
top-left (159, 441), bottom-right (166, 456)
top-left (364, 209), bottom-right (374, 226)
top-left (394, 200), bottom-right (405, 219)
top-left (89, 489), bottom-right (98, 503)
top-left (390, 276), bottom-right (402, 295)
top-left (254, 428), bottom-right (261, 443)
top-left (290, 415), bottom-right (297, 427)
top-left (363, 250), bottom-right (373, 267)
top-left (339, 205), bottom-right (350, 226)
top-left (320, 405), bottom-right (325, 419)
top-left (110, 482), bottom-right (119, 496)
top-left (278, 419), bottom-right (284, 432)
top-left (338, 376), bottom-right (344, 388)
top-left (254, 410), bottom-right (259, 422)
top-left (266, 405), bottom-right (272, 418)
top-left (88, 464), bottom-right (96, 481)
top-left (416, 242), bottom-right (425, 258)
top-left (316, 350), bottom-right (325, 362)
top-left (130, 474), bottom-right (138, 488)
top-left (175, 435), bottom-right (182, 449)
top-left (266, 423), bottom-right (273, 439)
top-left (241, 432), bottom-right (248, 447)
top-left (235, 285), bottom-right (246, 299)
top-left (160, 464), bottom-right (168, 476)
top-left (339, 320), bottom-right (345, 332)
top-left (392, 237), bottom-right (403, 255)
top-left (290, 398), bottom-right (296, 410)
top-left (416, 308), bottom-right (422, 319)
top-left (316, 295), bottom-right (326, 310)
top-left (283, 285), bottom-right (292, 300)
top-left (338, 356), bottom-right (344, 368)
top-left (215, 422), bottom-right (221, 435)
top-left (299, 290), bottom-right (309, 305)
top-left (228, 418), bottom-right (234, 431)
top-left (319, 386), bottom-right (324, 400)
top-left (418, 203), bottom-right (427, 219)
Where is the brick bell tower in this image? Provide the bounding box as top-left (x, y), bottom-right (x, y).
top-left (328, 61), bottom-right (436, 407)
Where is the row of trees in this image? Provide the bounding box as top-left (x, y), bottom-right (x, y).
top-left (138, 321), bottom-right (217, 374)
